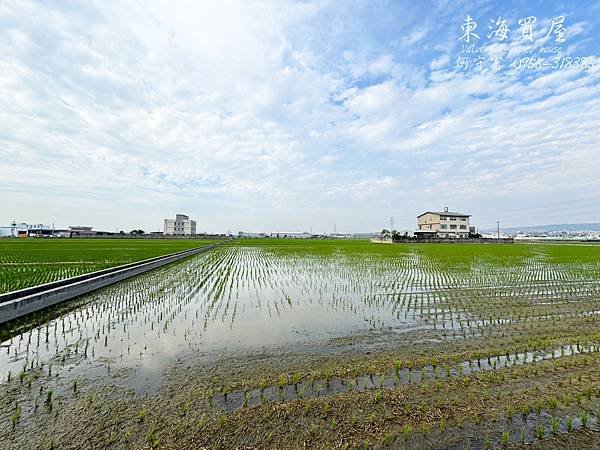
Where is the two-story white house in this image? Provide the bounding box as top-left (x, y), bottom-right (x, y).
top-left (416, 207), bottom-right (470, 238)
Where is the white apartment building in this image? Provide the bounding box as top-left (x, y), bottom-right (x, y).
top-left (417, 208), bottom-right (470, 238)
top-left (164, 214), bottom-right (196, 236)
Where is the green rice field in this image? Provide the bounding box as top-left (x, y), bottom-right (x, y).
top-left (0, 238), bottom-right (214, 294)
top-left (1, 239), bottom-right (600, 449)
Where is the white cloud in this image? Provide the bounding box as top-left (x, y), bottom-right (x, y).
top-left (401, 30), bottom-right (427, 47)
top-left (430, 54), bottom-right (450, 70)
top-left (0, 0), bottom-right (598, 231)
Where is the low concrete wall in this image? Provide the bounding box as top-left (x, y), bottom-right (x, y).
top-left (0, 242), bottom-right (223, 325)
top-left (410, 238), bottom-right (514, 244)
top-left (377, 238), bottom-right (515, 244)
top-left (0, 245), bottom-right (226, 303)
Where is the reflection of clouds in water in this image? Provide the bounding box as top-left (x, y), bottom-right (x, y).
top-left (0, 246), bottom-right (421, 389)
top-left (2, 244), bottom-right (599, 393)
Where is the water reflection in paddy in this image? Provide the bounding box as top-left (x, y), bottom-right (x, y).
top-left (2, 243), bottom-right (597, 393)
top-left (0, 246), bottom-right (430, 392)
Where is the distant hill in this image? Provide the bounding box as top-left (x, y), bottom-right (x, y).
top-left (481, 223), bottom-right (600, 233)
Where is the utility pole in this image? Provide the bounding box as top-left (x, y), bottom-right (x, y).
top-left (497, 220), bottom-right (500, 239)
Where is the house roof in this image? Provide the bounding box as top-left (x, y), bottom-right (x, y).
top-left (417, 211), bottom-right (471, 218)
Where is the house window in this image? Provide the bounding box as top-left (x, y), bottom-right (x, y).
top-left (450, 217), bottom-right (456, 221)
top-left (460, 217), bottom-right (467, 221)
top-left (441, 224), bottom-right (448, 229)
top-left (460, 225), bottom-right (466, 229)
top-left (450, 225), bottom-right (457, 229)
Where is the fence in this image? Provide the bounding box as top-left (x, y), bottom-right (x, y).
top-left (371, 237), bottom-right (514, 244)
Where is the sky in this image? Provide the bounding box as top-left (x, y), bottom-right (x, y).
top-left (0, 0), bottom-right (599, 233)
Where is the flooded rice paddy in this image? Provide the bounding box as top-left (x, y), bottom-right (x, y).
top-left (1, 244), bottom-right (432, 391)
top-left (2, 242), bottom-right (598, 392)
top-left (1, 240), bottom-right (600, 449)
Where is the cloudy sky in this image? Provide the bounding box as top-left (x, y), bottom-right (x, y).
top-left (1, 0), bottom-right (599, 233)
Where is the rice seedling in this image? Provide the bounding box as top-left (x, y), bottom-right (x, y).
top-left (506, 404), bottom-right (514, 422)
top-left (11, 402), bottom-right (21, 429)
top-left (580, 410), bottom-right (589, 428)
top-left (373, 389), bottom-right (383, 403)
top-left (382, 432), bottom-right (394, 446)
top-left (146, 427), bottom-right (160, 449)
top-left (535, 423), bottom-right (545, 440)
top-left (566, 416), bottom-right (573, 432)
top-left (138, 408), bottom-right (148, 422)
top-left (45, 390), bottom-right (53, 406)
top-left (550, 417), bottom-right (559, 435)
top-left (482, 435), bottom-right (491, 449)
top-left (180, 402), bottom-right (190, 416)
top-left (401, 424), bottom-right (412, 441)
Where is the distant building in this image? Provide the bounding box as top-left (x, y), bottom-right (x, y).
top-left (416, 207), bottom-right (470, 238)
top-left (274, 231), bottom-right (312, 239)
top-left (238, 231), bottom-right (267, 238)
top-left (237, 231), bottom-right (312, 239)
top-left (69, 226), bottom-right (93, 234)
top-left (27, 224), bottom-right (54, 237)
top-left (164, 214), bottom-right (196, 236)
top-left (11, 223), bottom-right (69, 238)
top-left (331, 232), bottom-right (383, 240)
top-left (69, 226), bottom-right (114, 237)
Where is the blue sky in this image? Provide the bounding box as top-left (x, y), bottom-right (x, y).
top-left (1, 0), bottom-right (599, 233)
